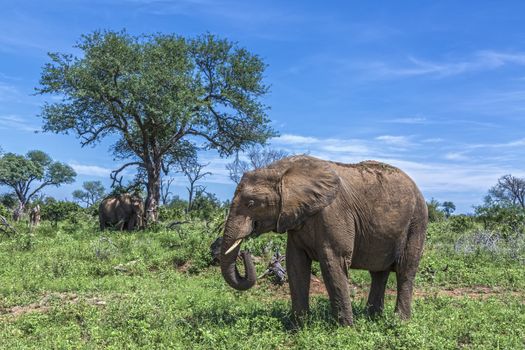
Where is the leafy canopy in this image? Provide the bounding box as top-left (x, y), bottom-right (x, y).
top-left (72, 181), bottom-right (106, 207)
top-left (37, 30), bottom-right (275, 181)
top-left (0, 151), bottom-right (76, 206)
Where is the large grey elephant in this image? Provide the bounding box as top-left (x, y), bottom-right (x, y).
top-left (99, 193), bottom-right (145, 231)
top-left (220, 155), bottom-right (427, 326)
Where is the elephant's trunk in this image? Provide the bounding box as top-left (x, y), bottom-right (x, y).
top-left (220, 216), bottom-right (256, 291)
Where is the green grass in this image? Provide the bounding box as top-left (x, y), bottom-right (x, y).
top-left (0, 220), bottom-right (524, 349)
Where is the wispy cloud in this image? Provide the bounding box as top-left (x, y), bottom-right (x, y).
top-left (273, 133), bottom-right (375, 156)
top-left (369, 50), bottom-right (525, 79)
top-left (386, 117), bottom-right (427, 124)
top-left (421, 138), bottom-right (444, 143)
top-left (276, 134), bottom-right (319, 145)
top-left (268, 133), bottom-right (525, 199)
top-left (375, 135), bottom-right (412, 147)
top-left (69, 164), bottom-right (113, 177)
top-left (468, 138), bottom-right (525, 149)
top-left (129, 0), bottom-right (305, 28)
top-left (384, 116), bottom-right (497, 129)
top-left (0, 114), bottom-right (39, 132)
top-left (457, 89), bottom-right (525, 116)
top-left (444, 152), bottom-right (468, 161)
top-left (0, 82), bottom-right (19, 101)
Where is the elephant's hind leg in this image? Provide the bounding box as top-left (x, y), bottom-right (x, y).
top-left (395, 219), bottom-right (426, 319)
top-left (367, 270), bottom-right (390, 316)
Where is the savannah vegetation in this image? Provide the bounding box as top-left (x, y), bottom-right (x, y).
top-left (0, 190), bottom-right (524, 349)
top-left (0, 30), bottom-right (524, 349)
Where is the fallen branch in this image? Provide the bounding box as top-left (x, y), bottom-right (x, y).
top-left (0, 215), bottom-right (17, 237)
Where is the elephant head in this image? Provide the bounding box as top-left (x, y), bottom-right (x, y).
top-left (220, 155), bottom-right (341, 291)
top-left (129, 194), bottom-right (145, 229)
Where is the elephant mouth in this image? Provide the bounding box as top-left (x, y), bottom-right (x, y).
top-left (250, 220), bottom-right (262, 237)
top-left (224, 220), bottom-right (260, 255)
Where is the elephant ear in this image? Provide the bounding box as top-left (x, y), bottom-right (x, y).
top-left (276, 157), bottom-right (340, 233)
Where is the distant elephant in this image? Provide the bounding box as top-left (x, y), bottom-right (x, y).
top-left (99, 193), bottom-right (145, 231)
top-left (220, 155), bottom-right (427, 326)
top-left (29, 204), bottom-right (41, 227)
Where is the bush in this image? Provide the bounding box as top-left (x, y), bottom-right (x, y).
top-left (41, 199), bottom-right (82, 226)
top-left (427, 199), bottom-right (445, 223)
top-left (0, 203), bottom-right (9, 218)
top-left (448, 215), bottom-right (476, 233)
top-left (190, 192), bottom-right (227, 222)
top-left (0, 193), bottom-right (17, 209)
top-left (158, 197), bottom-right (187, 222)
top-left (474, 204), bottom-right (525, 239)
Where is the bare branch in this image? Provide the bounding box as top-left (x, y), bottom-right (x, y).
top-left (109, 162), bottom-right (145, 188)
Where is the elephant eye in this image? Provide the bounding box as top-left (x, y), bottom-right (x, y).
top-left (247, 200), bottom-right (255, 208)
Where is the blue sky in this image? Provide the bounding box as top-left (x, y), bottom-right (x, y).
top-left (2, 1), bottom-right (525, 213)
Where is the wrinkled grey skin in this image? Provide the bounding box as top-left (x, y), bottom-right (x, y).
top-left (99, 194), bottom-right (145, 231)
top-left (220, 155), bottom-right (427, 326)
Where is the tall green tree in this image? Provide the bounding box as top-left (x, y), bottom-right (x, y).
top-left (427, 198), bottom-right (445, 222)
top-left (37, 30), bottom-right (275, 221)
top-left (486, 174), bottom-right (525, 209)
top-left (72, 180), bottom-right (106, 207)
top-left (0, 151), bottom-right (76, 220)
top-left (441, 201), bottom-right (456, 218)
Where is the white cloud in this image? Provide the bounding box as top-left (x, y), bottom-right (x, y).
top-left (0, 82), bottom-right (19, 101)
top-left (275, 134), bottom-right (319, 145)
top-left (422, 138), bottom-right (444, 143)
top-left (268, 133), bottom-right (525, 197)
top-left (70, 164), bottom-right (112, 177)
top-left (368, 50), bottom-right (525, 79)
top-left (468, 137), bottom-right (525, 149)
top-left (0, 114), bottom-right (39, 132)
top-left (375, 135), bottom-right (412, 147)
top-left (387, 117), bottom-right (427, 124)
top-left (191, 133), bottom-right (525, 212)
top-left (273, 134), bottom-right (375, 156)
top-left (444, 152), bottom-right (468, 161)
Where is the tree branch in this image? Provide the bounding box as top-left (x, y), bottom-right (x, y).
top-left (109, 161), bottom-right (145, 188)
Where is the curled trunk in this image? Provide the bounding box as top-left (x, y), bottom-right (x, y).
top-left (220, 219), bottom-right (257, 291)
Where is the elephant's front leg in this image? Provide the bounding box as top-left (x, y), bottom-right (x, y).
top-left (319, 252), bottom-right (353, 326)
top-left (286, 238), bottom-right (312, 326)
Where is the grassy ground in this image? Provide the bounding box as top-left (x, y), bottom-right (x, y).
top-left (0, 219), bottom-right (524, 349)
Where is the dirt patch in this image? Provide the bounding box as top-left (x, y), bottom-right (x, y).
top-left (0, 293), bottom-right (106, 319)
top-left (413, 286), bottom-right (525, 300)
top-left (176, 261), bottom-right (193, 273)
top-left (259, 277), bottom-right (524, 301)
top-left (310, 275), bottom-right (327, 295)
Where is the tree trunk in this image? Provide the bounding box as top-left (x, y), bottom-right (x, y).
top-left (187, 183), bottom-right (194, 213)
top-left (146, 164), bottom-right (161, 223)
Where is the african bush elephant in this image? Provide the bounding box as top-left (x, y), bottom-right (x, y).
top-left (99, 193), bottom-right (145, 231)
top-left (220, 155), bottom-right (427, 326)
top-left (29, 204), bottom-right (41, 227)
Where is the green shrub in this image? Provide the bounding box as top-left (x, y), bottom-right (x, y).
top-left (427, 199), bottom-right (445, 223)
top-left (474, 204), bottom-right (525, 239)
top-left (0, 203), bottom-right (9, 218)
top-left (448, 215), bottom-right (476, 233)
top-left (41, 199), bottom-right (82, 227)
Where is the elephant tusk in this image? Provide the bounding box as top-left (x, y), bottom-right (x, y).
top-left (225, 239), bottom-right (243, 255)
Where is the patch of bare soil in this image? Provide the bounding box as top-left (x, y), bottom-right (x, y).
top-left (259, 276), bottom-right (524, 301)
top-left (412, 286), bottom-right (525, 300)
top-left (176, 261), bottom-right (193, 273)
top-left (0, 293), bottom-right (106, 319)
